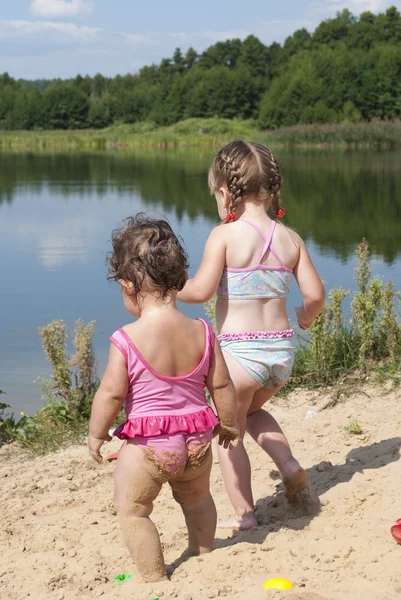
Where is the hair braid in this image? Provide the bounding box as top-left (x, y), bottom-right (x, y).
top-left (209, 140), bottom-right (284, 224)
top-left (269, 152), bottom-right (283, 218)
top-left (222, 152), bottom-right (247, 221)
top-left (250, 142), bottom-right (283, 218)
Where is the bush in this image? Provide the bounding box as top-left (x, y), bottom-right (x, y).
top-left (0, 320), bottom-right (99, 453)
top-left (292, 239), bottom-right (401, 386)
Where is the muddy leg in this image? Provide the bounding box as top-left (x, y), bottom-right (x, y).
top-left (114, 441), bottom-right (168, 583)
top-left (170, 447), bottom-right (216, 556)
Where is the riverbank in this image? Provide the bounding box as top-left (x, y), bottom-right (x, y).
top-left (1, 382), bottom-right (400, 600)
top-left (1, 118), bottom-right (400, 151)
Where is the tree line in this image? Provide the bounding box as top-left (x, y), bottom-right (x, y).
top-left (1, 6), bottom-right (401, 131)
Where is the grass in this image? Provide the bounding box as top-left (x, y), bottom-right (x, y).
top-left (266, 119), bottom-right (401, 149)
top-left (1, 241), bottom-right (400, 455)
top-left (0, 119), bottom-right (260, 152)
top-left (1, 118), bottom-right (401, 151)
top-left (345, 420), bottom-right (363, 435)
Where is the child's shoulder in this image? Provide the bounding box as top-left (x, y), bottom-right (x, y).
top-left (114, 321), bottom-right (137, 337)
top-left (208, 224), bottom-right (229, 242)
top-left (207, 221), bottom-right (249, 244)
top-left (276, 223), bottom-right (305, 248)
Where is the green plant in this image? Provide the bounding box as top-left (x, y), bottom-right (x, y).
top-left (351, 240), bottom-right (383, 364)
top-left (38, 318), bottom-right (98, 417)
top-left (376, 281), bottom-right (401, 363)
top-left (8, 318), bottom-right (101, 453)
top-left (70, 318), bottom-right (98, 417)
top-left (204, 296), bottom-right (217, 333)
top-left (345, 420), bottom-right (363, 435)
top-left (38, 320), bottom-right (73, 406)
top-left (1, 320), bottom-right (101, 454)
top-left (0, 398), bottom-right (35, 447)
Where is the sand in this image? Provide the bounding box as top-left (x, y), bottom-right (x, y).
top-left (1, 383), bottom-right (400, 600)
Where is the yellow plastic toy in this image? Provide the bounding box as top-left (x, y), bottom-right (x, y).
top-left (263, 578), bottom-right (294, 590)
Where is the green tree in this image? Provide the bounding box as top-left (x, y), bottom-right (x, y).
top-left (88, 97), bottom-right (113, 128)
top-left (173, 48), bottom-right (185, 73)
top-left (184, 47), bottom-right (198, 69)
top-left (93, 73), bottom-right (107, 98)
top-left (41, 82), bottom-right (90, 129)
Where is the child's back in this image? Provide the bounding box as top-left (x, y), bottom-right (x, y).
top-left (122, 312), bottom-right (207, 378)
top-left (216, 216), bottom-right (301, 333)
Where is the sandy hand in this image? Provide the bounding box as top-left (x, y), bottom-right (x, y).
top-left (213, 423), bottom-right (240, 449)
top-left (88, 433), bottom-right (112, 463)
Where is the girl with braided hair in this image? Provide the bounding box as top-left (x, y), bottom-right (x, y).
top-left (178, 141), bottom-right (325, 529)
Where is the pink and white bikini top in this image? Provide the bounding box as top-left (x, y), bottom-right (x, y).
top-left (109, 318), bottom-right (219, 438)
top-left (217, 219), bottom-right (293, 301)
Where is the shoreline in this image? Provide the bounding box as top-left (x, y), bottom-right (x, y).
top-left (1, 118), bottom-right (400, 152)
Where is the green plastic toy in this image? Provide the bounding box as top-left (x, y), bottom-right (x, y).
top-left (113, 573), bottom-right (133, 583)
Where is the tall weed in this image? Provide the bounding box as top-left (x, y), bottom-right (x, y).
top-left (6, 319), bottom-right (100, 453)
top-left (293, 240), bottom-right (401, 386)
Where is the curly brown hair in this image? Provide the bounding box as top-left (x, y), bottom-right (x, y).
top-left (208, 140), bottom-right (283, 223)
top-left (106, 214), bottom-right (189, 299)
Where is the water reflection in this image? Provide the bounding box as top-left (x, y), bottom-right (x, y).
top-left (1, 150), bottom-right (400, 262)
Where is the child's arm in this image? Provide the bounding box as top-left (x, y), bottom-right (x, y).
top-left (293, 238), bottom-right (325, 330)
top-left (205, 338), bottom-right (239, 448)
top-left (178, 228), bottom-right (226, 304)
top-left (88, 344), bottom-right (128, 463)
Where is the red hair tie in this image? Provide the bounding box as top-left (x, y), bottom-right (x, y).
top-left (226, 211), bottom-right (237, 222)
top-left (275, 208), bottom-right (286, 219)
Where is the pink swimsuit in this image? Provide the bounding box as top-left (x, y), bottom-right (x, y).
top-left (110, 319), bottom-right (219, 475)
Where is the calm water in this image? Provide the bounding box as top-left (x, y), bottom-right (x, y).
top-left (1, 150), bottom-right (400, 414)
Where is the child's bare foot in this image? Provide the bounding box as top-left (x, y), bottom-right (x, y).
top-left (217, 512), bottom-right (258, 530)
top-left (123, 573), bottom-right (169, 586)
top-left (283, 467), bottom-right (308, 502)
top-left (282, 466), bottom-right (319, 514)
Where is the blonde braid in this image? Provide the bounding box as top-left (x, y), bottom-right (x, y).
top-left (222, 153), bottom-right (247, 221)
top-left (250, 143), bottom-right (283, 218)
top-left (269, 153), bottom-right (283, 218)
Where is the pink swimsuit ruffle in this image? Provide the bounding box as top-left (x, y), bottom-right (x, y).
top-left (218, 329), bottom-right (295, 342)
top-left (114, 406), bottom-right (219, 440)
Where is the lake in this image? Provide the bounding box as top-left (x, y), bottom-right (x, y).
top-left (1, 149), bottom-right (400, 414)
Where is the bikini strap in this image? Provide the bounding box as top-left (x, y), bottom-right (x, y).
top-left (258, 220), bottom-right (275, 263)
top-left (239, 219), bottom-right (284, 266)
top-left (239, 218), bottom-right (267, 242)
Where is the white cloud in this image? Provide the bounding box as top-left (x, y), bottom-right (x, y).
top-left (0, 16), bottom-right (322, 79)
top-left (122, 33), bottom-right (160, 46)
top-left (314, 0), bottom-right (398, 14)
top-left (0, 20), bottom-right (100, 42)
top-left (170, 19), bottom-right (315, 46)
top-left (31, 0), bottom-right (93, 19)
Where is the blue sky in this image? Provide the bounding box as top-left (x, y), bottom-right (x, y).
top-left (0, 0), bottom-right (400, 79)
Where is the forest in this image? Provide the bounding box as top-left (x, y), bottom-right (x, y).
top-left (1, 6), bottom-right (401, 131)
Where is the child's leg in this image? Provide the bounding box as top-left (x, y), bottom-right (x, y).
top-left (216, 351), bottom-right (260, 529)
top-left (170, 447), bottom-right (216, 556)
top-left (246, 385), bottom-right (308, 501)
top-left (114, 441), bottom-right (168, 583)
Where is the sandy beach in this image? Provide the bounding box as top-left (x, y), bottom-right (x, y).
top-left (1, 383), bottom-right (400, 600)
